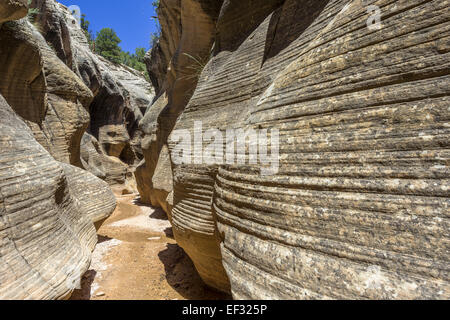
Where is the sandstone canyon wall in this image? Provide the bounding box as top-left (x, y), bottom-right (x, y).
top-left (30, 0), bottom-right (155, 193)
top-left (1, 0), bottom-right (448, 300)
top-left (0, 0), bottom-right (152, 299)
top-left (137, 0), bottom-right (450, 298)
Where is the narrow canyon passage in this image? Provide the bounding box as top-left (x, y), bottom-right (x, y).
top-left (70, 193), bottom-right (230, 300)
top-left (1, 0), bottom-right (448, 301)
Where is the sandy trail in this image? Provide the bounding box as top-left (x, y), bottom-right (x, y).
top-left (70, 194), bottom-right (230, 300)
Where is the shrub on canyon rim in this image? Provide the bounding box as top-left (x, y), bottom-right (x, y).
top-left (96, 27), bottom-right (122, 64)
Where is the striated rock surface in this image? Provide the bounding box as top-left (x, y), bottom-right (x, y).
top-left (81, 132), bottom-right (136, 193)
top-left (30, 0), bottom-right (154, 191)
top-left (139, 0), bottom-right (450, 299)
top-left (136, 0), bottom-right (228, 292)
top-left (136, 93), bottom-right (171, 209)
top-left (144, 0), bottom-right (182, 94)
top-left (0, 17), bottom-right (93, 167)
top-left (0, 93), bottom-right (115, 299)
top-left (61, 163), bottom-right (116, 224)
top-left (86, 55), bottom-right (152, 169)
top-left (136, 1), bottom-right (217, 187)
top-left (136, 145), bottom-right (173, 217)
top-left (0, 0), bottom-right (27, 26)
top-left (223, 0), bottom-right (449, 299)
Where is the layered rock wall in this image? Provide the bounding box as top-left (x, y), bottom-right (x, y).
top-left (138, 0), bottom-right (450, 298)
top-left (0, 0), bottom-right (126, 299)
top-left (0, 0), bottom-right (27, 26)
top-left (30, 0), bottom-right (155, 192)
top-left (136, 0), bottom-right (220, 202)
top-left (0, 90), bottom-right (108, 299)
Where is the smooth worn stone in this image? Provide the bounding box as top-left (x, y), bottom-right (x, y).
top-left (0, 94), bottom-right (115, 299)
top-left (30, 0), bottom-right (154, 189)
top-left (0, 0), bottom-right (27, 25)
top-left (137, 0), bottom-right (450, 299)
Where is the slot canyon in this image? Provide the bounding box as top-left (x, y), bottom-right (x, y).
top-left (0, 0), bottom-right (449, 300)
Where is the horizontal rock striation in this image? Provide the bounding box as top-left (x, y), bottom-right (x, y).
top-left (0, 94), bottom-right (113, 299)
top-left (140, 0), bottom-right (450, 299)
top-left (0, 17), bottom-right (93, 167)
top-left (61, 163), bottom-right (116, 224)
top-left (30, 0), bottom-right (155, 191)
top-left (212, 0), bottom-right (450, 299)
top-left (81, 132), bottom-right (136, 193)
top-left (136, 0), bottom-right (228, 292)
top-left (0, 2), bottom-right (116, 299)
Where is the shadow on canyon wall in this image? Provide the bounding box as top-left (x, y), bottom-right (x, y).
top-left (158, 243), bottom-right (232, 300)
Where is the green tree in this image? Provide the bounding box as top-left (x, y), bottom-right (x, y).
top-left (120, 51), bottom-right (132, 66)
top-left (119, 47), bottom-right (150, 81)
top-left (150, 1), bottom-right (161, 48)
top-left (121, 48), bottom-right (143, 69)
top-left (135, 47), bottom-right (147, 61)
top-left (80, 14), bottom-right (94, 43)
top-left (96, 28), bottom-right (122, 64)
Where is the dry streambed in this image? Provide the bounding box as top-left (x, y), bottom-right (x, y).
top-left (70, 194), bottom-right (230, 300)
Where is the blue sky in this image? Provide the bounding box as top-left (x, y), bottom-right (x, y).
top-left (58, 0), bottom-right (159, 53)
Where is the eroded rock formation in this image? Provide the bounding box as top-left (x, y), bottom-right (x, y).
top-left (138, 0), bottom-right (450, 299)
top-left (0, 91), bottom-right (109, 299)
top-left (0, 0), bottom-right (145, 299)
top-left (0, 15), bottom-right (93, 167)
top-left (135, 0), bottom-right (228, 292)
top-left (0, 0), bottom-right (27, 26)
top-left (30, 0), bottom-right (155, 192)
top-left (1, 0), bottom-right (448, 301)
top-left (61, 163), bottom-right (116, 225)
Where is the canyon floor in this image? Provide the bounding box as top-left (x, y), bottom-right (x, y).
top-left (70, 193), bottom-right (230, 300)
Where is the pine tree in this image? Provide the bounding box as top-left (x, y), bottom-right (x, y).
top-left (96, 28), bottom-right (122, 64)
top-left (80, 14), bottom-right (94, 43)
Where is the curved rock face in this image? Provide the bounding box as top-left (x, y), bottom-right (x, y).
top-left (213, 0), bottom-right (449, 299)
top-left (136, 93), bottom-right (171, 207)
top-left (139, 0), bottom-right (450, 298)
top-left (29, 0), bottom-right (154, 191)
top-left (81, 132), bottom-right (135, 193)
top-left (0, 94), bottom-right (114, 299)
top-left (30, 0), bottom-right (74, 68)
top-left (136, 145), bottom-right (173, 217)
top-left (136, 0), bottom-right (220, 203)
top-left (61, 163), bottom-right (116, 224)
top-left (167, 0), bottom-right (290, 294)
top-left (136, 0), bottom-right (228, 291)
top-left (0, 0), bottom-right (27, 25)
top-left (0, 18), bottom-right (93, 167)
top-left (0, 19), bottom-right (46, 125)
top-left (145, 0), bottom-right (182, 94)
top-left (0, 3), bottom-right (116, 299)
